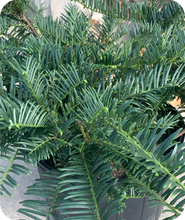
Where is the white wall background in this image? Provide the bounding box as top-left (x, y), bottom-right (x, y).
top-left (44, 0), bottom-right (104, 21)
top-left (32, 0), bottom-right (145, 43)
top-left (32, 0), bottom-right (146, 20)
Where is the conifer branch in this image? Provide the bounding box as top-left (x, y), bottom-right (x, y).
top-left (21, 12), bottom-right (37, 37)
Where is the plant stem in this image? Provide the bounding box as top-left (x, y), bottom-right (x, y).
top-left (176, 128), bottom-right (185, 139)
top-left (155, 128), bottom-right (185, 147)
top-left (21, 12), bottom-right (37, 37)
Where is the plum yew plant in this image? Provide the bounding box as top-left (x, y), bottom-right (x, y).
top-left (0, 0), bottom-right (185, 219)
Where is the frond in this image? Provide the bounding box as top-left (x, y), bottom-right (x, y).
top-left (21, 35), bottom-right (64, 71)
top-left (61, 4), bottom-right (91, 44)
top-left (76, 87), bottom-right (108, 123)
top-left (168, 28), bottom-right (185, 63)
top-left (100, 117), bottom-right (185, 218)
top-left (0, 97), bottom-right (51, 130)
top-left (15, 126), bottom-right (73, 163)
top-left (5, 56), bottom-right (49, 105)
top-left (0, 38), bottom-right (22, 86)
top-left (18, 152), bottom-right (123, 220)
top-left (48, 64), bottom-right (87, 104)
top-left (36, 14), bottom-right (67, 45)
top-left (0, 16), bottom-right (11, 35)
top-left (0, 147), bottom-right (32, 197)
top-left (75, 0), bottom-right (185, 25)
top-left (18, 169), bottom-right (62, 220)
top-left (160, 0), bottom-right (185, 28)
top-left (113, 64), bottom-right (185, 111)
top-left (122, 20), bottom-right (159, 45)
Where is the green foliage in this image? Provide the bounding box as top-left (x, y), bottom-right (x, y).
top-left (0, 0), bottom-right (185, 220)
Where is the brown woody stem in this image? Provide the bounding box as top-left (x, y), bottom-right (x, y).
top-left (21, 12), bottom-right (37, 37)
top-left (156, 128), bottom-right (185, 148)
top-left (176, 128), bottom-right (185, 139)
top-left (77, 120), bottom-right (90, 143)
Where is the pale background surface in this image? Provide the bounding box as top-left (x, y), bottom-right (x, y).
top-left (0, 160), bottom-right (53, 220)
